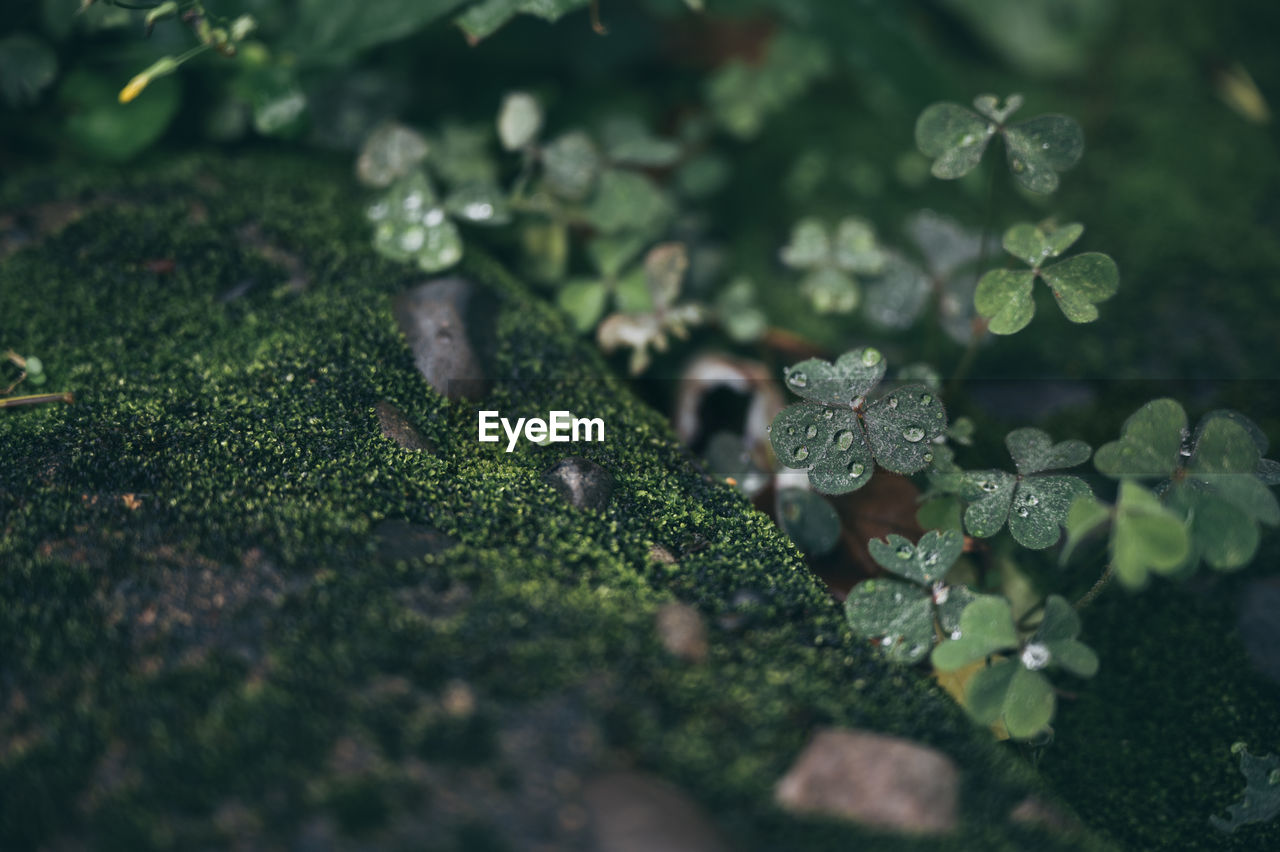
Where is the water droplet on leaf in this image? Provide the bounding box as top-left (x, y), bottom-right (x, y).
top-left (848, 462), bottom-right (865, 477)
top-left (835, 430), bottom-right (854, 451)
top-left (805, 424), bottom-right (818, 439)
top-left (789, 371), bottom-right (809, 389)
top-left (920, 393), bottom-right (932, 405)
top-left (794, 446), bottom-right (810, 462)
top-left (400, 227), bottom-right (426, 252)
top-left (423, 207), bottom-right (446, 227)
top-left (895, 545), bottom-right (912, 559)
top-left (979, 480), bottom-right (999, 493)
top-left (861, 348), bottom-right (882, 366)
top-left (903, 426), bottom-right (925, 443)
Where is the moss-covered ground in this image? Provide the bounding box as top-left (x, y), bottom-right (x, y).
top-left (1, 155), bottom-right (1120, 851)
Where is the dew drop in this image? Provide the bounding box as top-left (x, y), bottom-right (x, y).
top-left (848, 462), bottom-right (866, 477)
top-left (463, 201), bottom-right (493, 220)
top-left (933, 584), bottom-right (949, 604)
top-left (902, 426), bottom-right (925, 443)
top-left (835, 430), bottom-right (855, 451)
top-left (423, 207), bottom-right (446, 227)
top-left (822, 409), bottom-right (834, 420)
top-left (805, 424), bottom-right (818, 439)
top-left (887, 397), bottom-right (899, 410)
top-left (367, 201), bottom-right (389, 221)
top-left (880, 636), bottom-right (895, 647)
top-left (1021, 642), bottom-right (1051, 671)
top-left (893, 593), bottom-right (903, 602)
top-left (923, 452), bottom-right (934, 463)
top-left (979, 480), bottom-right (999, 493)
top-left (794, 446), bottom-right (810, 462)
top-left (895, 545), bottom-right (912, 560)
top-left (788, 371), bottom-right (809, 389)
top-left (861, 347), bottom-right (882, 366)
top-left (1016, 507), bottom-right (1030, 518)
top-left (1041, 142), bottom-right (1051, 150)
top-left (787, 426), bottom-right (796, 436)
top-left (403, 191), bottom-right (424, 212)
top-left (920, 393), bottom-right (933, 405)
top-left (1025, 494), bottom-right (1040, 507)
top-left (950, 629), bottom-right (962, 640)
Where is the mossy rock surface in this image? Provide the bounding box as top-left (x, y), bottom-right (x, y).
top-left (2, 154), bottom-right (1116, 851)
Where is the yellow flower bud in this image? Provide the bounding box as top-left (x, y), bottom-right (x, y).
top-left (117, 56), bottom-right (179, 104)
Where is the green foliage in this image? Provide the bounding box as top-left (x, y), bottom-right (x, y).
top-left (780, 217), bottom-right (888, 313)
top-left (366, 171), bottom-right (465, 272)
top-left (59, 69), bottom-right (180, 161)
top-left (595, 243), bottom-right (704, 374)
top-left (844, 530), bottom-right (976, 663)
top-left (915, 93), bottom-right (1083, 193)
top-left (934, 428), bottom-right (1092, 549)
top-left (975, 221), bottom-right (1119, 334)
top-left (0, 34), bottom-right (58, 107)
top-left (1211, 745), bottom-right (1280, 833)
top-left (1064, 481), bottom-right (1190, 589)
top-left (455, 0), bottom-right (590, 43)
top-left (556, 235), bottom-right (649, 332)
top-left (931, 595), bottom-right (1098, 739)
top-left (777, 488), bottom-right (841, 556)
top-left (1093, 400), bottom-right (1280, 571)
top-left (769, 347), bottom-right (947, 494)
top-left (706, 31), bottom-right (831, 139)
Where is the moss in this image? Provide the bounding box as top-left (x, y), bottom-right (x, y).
top-left (2, 152), bottom-right (1113, 851)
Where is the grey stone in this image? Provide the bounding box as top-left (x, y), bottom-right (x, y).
top-left (393, 278), bottom-right (488, 400)
top-left (543, 457), bottom-right (614, 511)
top-left (373, 519), bottom-right (458, 563)
top-left (583, 771), bottom-right (729, 852)
top-left (656, 602), bottom-right (708, 663)
top-left (1238, 577), bottom-right (1280, 685)
top-left (774, 728), bottom-right (959, 834)
top-left (374, 400), bottom-right (433, 451)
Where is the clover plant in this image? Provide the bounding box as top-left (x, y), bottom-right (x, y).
top-left (975, 221), bottom-right (1119, 334)
top-left (768, 347), bottom-right (947, 494)
top-left (933, 427), bottom-right (1092, 549)
top-left (931, 595), bottom-right (1098, 739)
top-left (780, 217), bottom-right (888, 314)
top-left (915, 93), bottom-right (1083, 194)
top-left (1064, 481), bottom-right (1191, 589)
top-left (1211, 744), bottom-right (1280, 833)
top-left (845, 530), bottom-right (978, 663)
top-left (1091, 399), bottom-right (1280, 571)
top-left (595, 243), bottom-right (704, 374)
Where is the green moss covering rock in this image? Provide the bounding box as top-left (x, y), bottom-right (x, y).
top-left (0, 154), bottom-right (1116, 851)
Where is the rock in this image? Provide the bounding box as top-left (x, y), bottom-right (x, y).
top-left (373, 519), bottom-right (458, 563)
top-left (1009, 795), bottom-right (1082, 835)
top-left (374, 400), bottom-right (433, 451)
top-left (393, 278), bottom-right (488, 400)
top-left (774, 728), bottom-right (959, 835)
top-left (656, 602), bottom-right (708, 663)
top-left (1238, 577), bottom-right (1280, 685)
top-left (543, 456), bottom-right (614, 511)
top-left (583, 771), bottom-right (729, 852)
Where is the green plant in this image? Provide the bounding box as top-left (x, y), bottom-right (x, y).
top-left (844, 529), bottom-right (978, 663)
top-left (974, 221), bottom-right (1119, 334)
top-left (1212, 743), bottom-right (1280, 833)
top-left (768, 346), bottom-right (946, 494)
top-left (930, 595), bottom-right (1098, 739)
top-left (779, 217), bottom-right (887, 314)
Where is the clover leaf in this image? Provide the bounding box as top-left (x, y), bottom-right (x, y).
top-left (903, 210), bottom-right (998, 344)
top-left (936, 428), bottom-right (1092, 549)
top-left (1210, 745), bottom-right (1280, 833)
top-left (541, 130), bottom-right (602, 201)
top-left (780, 217), bottom-right (888, 314)
top-left (1093, 400), bottom-right (1280, 570)
top-left (931, 595), bottom-right (1098, 739)
top-left (595, 243), bottom-right (704, 374)
top-left (915, 93), bottom-right (1084, 194)
top-left (557, 234), bottom-right (649, 332)
top-left (366, 171), bottom-right (463, 273)
top-left (769, 347), bottom-right (947, 495)
top-left (975, 221), bottom-right (1119, 334)
top-left (845, 530), bottom-right (976, 663)
top-left (1064, 482), bottom-right (1191, 589)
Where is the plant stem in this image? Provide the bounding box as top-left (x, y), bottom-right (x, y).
top-left (0, 391), bottom-right (74, 408)
top-left (945, 162), bottom-right (997, 398)
top-left (1074, 564), bottom-right (1113, 610)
